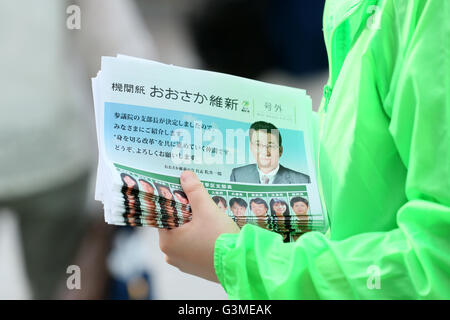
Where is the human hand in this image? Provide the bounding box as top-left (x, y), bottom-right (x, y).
top-left (158, 171), bottom-right (240, 282)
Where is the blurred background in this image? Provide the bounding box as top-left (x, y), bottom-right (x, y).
top-left (0, 0), bottom-right (327, 300)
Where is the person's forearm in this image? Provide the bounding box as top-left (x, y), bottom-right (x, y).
top-left (214, 200), bottom-right (450, 299)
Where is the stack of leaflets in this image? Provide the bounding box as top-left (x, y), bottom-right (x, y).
top-left (92, 55), bottom-right (327, 240)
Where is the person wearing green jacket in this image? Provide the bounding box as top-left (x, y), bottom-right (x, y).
top-left (158, 0), bottom-right (450, 299)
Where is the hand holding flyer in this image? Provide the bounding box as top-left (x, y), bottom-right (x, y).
top-left (91, 55), bottom-right (327, 241)
top-left (159, 170), bottom-right (240, 282)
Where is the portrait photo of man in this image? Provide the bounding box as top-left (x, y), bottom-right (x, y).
top-left (229, 197), bottom-right (247, 218)
top-left (249, 198), bottom-right (269, 217)
top-left (230, 121), bottom-right (310, 184)
top-left (290, 196), bottom-right (309, 216)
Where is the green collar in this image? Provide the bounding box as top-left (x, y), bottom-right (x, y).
top-left (323, 0), bottom-right (380, 86)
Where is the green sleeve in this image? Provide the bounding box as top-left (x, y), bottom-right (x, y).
top-left (213, 0), bottom-right (450, 300)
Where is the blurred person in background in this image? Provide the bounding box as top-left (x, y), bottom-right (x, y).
top-left (0, 0), bottom-right (156, 299)
top-left (0, 0), bottom-right (93, 300)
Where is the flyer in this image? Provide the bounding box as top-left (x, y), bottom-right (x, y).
top-left (92, 55), bottom-right (327, 240)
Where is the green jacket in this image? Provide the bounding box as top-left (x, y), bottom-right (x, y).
top-left (214, 0), bottom-right (450, 299)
